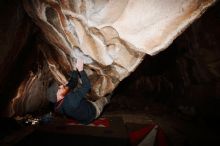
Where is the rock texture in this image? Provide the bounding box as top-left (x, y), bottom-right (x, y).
top-left (0, 1), bottom-right (39, 115)
top-left (111, 2), bottom-right (220, 119)
top-left (4, 0), bottom-right (216, 115)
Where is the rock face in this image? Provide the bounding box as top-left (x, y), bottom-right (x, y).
top-left (5, 0), bottom-right (216, 115)
top-left (111, 2), bottom-right (220, 125)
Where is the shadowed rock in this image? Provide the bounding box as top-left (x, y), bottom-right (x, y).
top-left (9, 0), bottom-right (216, 115)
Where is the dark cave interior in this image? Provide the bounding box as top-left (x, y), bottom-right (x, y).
top-left (0, 1), bottom-right (220, 146)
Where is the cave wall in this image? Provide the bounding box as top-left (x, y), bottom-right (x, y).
top-left (0, 0), bottom-right (218, 116)
top-left (19, 0), bottom-right (215, 115)
top-left (113, 1), bottom-right (220, 120)
top-left (0, 1), bottom-right (42, 115)
top-left (0, 1), bottom-right (29, 113)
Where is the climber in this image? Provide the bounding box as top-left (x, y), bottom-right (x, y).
top-left (55, 58), bottom-right (112, 124)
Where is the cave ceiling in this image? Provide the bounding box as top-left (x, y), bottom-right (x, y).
top-left (9, 0), bottom-right (216, 115)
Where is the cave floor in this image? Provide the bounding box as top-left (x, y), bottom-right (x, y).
top-left (1, 103), bottom-right (220, 146)
top-left (104, 110), bottom-right (220, 146)
top-left (1, 110), bottom-right (219, 146)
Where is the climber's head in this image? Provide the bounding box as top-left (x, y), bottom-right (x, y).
top-left (56, 84), bottom-right (70, 102)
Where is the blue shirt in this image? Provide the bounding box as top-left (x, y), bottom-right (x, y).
top-left (56, 70), bottom-right (96, 124)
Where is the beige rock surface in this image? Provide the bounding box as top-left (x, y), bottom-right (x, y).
top-left (10, 0), bottom-right (216, 114)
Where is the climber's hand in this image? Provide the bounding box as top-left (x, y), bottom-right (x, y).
top-left (76, 58), bottom-right (84, 72)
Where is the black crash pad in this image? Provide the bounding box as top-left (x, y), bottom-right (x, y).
top-left (16, 116), bottom-right (129, 146)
